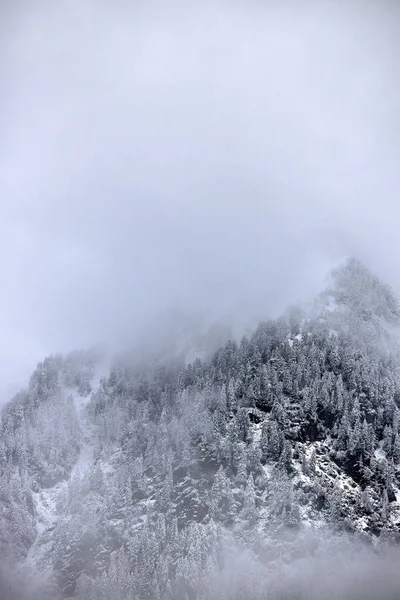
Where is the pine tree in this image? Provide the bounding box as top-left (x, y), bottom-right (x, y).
top-left (301, 450), bottom-right (308, 476)
top-left (329, 484), bottom-right (343, 523)
top-left (308, 448), bottom-right (317, 475)
top-left (279, 440), bottom-right (292, 473)
top-left (381, 488), bottom-right (389, 521)
top-left (157, 463), bottom-right (173, 514)
top-left (236, 450), bottom-right (248, 488)
top-left (242, 473), bottom-right (257, 523)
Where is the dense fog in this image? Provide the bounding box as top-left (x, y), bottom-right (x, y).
top-left (1, 0), bottom-right (400, 400)
top-left (4, 533), bottom-right (400, 600)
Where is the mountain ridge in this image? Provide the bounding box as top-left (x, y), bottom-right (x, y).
top-left (2, 258), bottom-right (400, 599)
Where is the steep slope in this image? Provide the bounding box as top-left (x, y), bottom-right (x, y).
top-left (22, 381), bottom-right (98, 592)
top-left (2, 259), bottom-right (400, 599)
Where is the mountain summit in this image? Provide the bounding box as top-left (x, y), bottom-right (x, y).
top-left (321, 257), bottom-right (400, 324)
top-left (2, 261), bottom-right (400, 599)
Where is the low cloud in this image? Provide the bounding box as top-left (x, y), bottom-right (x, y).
top-left (1, 0), bottom-right (400, 400)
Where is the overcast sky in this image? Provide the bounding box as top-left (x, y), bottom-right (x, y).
top-left (1, 0), bottom-right (400, 402)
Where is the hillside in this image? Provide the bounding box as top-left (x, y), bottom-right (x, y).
top-left (2, 258), bottom-right (400, 599)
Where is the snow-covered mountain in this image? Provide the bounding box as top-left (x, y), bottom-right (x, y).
top-left (2, 258), bottom-right (400, 599)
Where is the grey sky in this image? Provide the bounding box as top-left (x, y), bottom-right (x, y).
top-left (1, 0), bottom-right (400, 402)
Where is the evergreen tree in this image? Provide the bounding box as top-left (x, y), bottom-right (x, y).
top-left (242, 473), bottom-right (257, 523)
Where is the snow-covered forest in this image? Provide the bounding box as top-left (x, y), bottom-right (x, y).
top-left (2, 258), bottom-right (400, 599)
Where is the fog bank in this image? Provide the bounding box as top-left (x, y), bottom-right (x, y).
top-left (1, 0), bottom-right (400, 401)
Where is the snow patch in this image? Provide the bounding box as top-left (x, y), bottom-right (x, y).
top-left (374, 447), bottom-right (386, 461)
